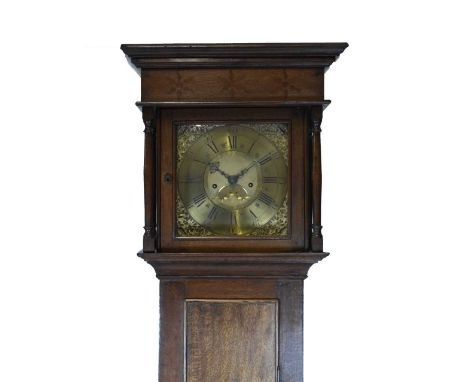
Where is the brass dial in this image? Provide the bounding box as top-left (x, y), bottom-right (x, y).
top-left (177, 125), bottom-right (288, 236)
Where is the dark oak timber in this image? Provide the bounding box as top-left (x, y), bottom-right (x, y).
top-left (136, 100), bottom-right (331, 109)
top-left (186, 299), bottom-right (278, 382)
top-left (139, 251), bottom-right (328, 279)
top-left (141, 68), bottom-right (324, 102)
top-left (121, 43), bottom-right (348, 69)
top-left (154, 278), bottom-right (312, 382)
top-left (122, 43), bottom-right (347, 382)
top-left (158, 107), bottom-right (307, 253)
top-left (142, 107), bottom-right (158, 252)
top-left (310, 106), bottom-right (324, 252)
top-left (159, 281), bottom-right (185, 382)
top-left (279, 280), bottom-right (304, 382)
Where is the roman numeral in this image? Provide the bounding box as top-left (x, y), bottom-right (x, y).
top-left (179, 176), bottom-right (203, 183)
top-left (206, 206), bottom-right (219, 221)
top-left (247, 141), bottom-right (256, 154)
top-left (263, 176), bottom-right (285, 184)
top-left (249, 208), bottom-right (259, 225)
top-left (189, 192), bottom-right (207, 208)
top-left (187, 153), bottom-right (209, 165)
top-left (228, 135), bottom-right (237, 150)
top-left (258, 192), bottom-right (277, 208)
top-left (193, 158), bottom-right (209, 165)
top-left (206, 137), bottom-right (219, 153)
top-left (257, 152), bottom-right (280, 166)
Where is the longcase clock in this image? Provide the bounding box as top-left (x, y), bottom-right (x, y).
top-left (121, 43), bottom-right (347, 382)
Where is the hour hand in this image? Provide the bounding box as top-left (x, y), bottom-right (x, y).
top-left (209, 162), bottom-right (230, 179)
top-left (210, 162), bottom-right (242, 185)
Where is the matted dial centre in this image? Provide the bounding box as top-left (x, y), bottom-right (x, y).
top-left (205, 151), bottom-right (261, 210)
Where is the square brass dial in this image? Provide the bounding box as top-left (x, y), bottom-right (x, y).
top-left (176, 122), bottom-right (289, 237)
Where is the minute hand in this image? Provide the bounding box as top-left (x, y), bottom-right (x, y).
top-left (235, 161), bottom-right (257, 179)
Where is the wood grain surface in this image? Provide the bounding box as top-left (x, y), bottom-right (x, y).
top-left (159, 281), bottom-right (185, 382)
top-left (121, 43), bottom-right (348, 69)
top-left (142, 68), bottom-right (323, 102)
top-left (186, 300), bottom-right (278, 382)
top-left (159, 107), bottom-right (307, 252)
top-left (121, 43), bottom-right (348, 382)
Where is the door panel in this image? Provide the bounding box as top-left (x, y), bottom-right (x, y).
top-left (185, 299), bottom-right (278, 382)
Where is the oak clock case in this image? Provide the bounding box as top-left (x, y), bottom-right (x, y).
top-left (121, 43), bottom-right (347, 382)
top-left (159, 108), bottom-right (307, 252)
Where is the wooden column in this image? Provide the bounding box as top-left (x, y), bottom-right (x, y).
top-left (310, 107), bottom-right (323, 252)
top-left (142, 107), bottom-right (158, 252)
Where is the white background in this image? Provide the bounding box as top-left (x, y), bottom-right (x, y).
top-left (1, 0), bottom-right (467, 381)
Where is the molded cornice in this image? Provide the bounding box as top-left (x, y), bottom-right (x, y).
top-left (121, 43), bottom-right (348, 69)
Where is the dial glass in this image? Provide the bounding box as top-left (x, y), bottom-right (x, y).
top-left (176, 122), bottom-right (289, 237)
